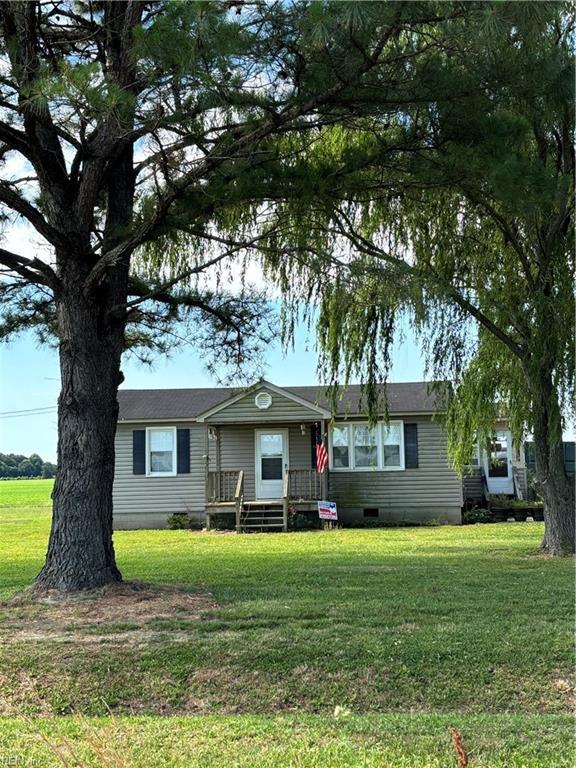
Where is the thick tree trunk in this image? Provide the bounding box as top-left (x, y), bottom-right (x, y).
top-left (35, 266), bottom-right (128, 592)
top-left (531, 373), bottom-right (575, 556)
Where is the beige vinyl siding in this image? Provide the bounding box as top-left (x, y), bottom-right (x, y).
top-left (204, 388), bottom-right (322, 423)
top-left (113, 416), bottom-right (463, 528)
top-left (329, 418), bottom-right (462, 524)
top-left (211, 423), bottom-right (312, 499)
top-left (113, 422), bottom-right (207, 529)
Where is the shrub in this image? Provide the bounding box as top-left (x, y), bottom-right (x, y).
top-left (288, 509), bottom-right (320, 531)
top-left (490, 494), bottom-right (514, 506)
top-left (463, 507), bottom-right (493, 524)
top-left (509, 499), bottom-right (544, 509)
top-left (166, 513), bottom-right (189, 530)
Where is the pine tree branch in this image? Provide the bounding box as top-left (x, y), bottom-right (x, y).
top-left (0, 246), bottom-right (58, 288)
top-left (0, 181), bottom-right (68, 249)
top-left (83, 17), bottom-right (407, 291)
top-left (0, 2), bottom-right (71, 206)
top-left (0, 121), bottom-right (32, 159)
top-left (127, 286), bottom-right (244, 336)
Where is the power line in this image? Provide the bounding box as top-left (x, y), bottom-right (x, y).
top-left (0, 406), bottom-right (57, 418)
top-left (0, 405), bottom-right (57, 415)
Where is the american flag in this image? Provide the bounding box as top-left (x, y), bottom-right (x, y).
top-left (315, 424), bottom-right (328, 473)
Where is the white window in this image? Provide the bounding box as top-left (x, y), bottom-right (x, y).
top-left (382, 423), bottom-right (403, 469)
top-left (146, 427), bottom-right (177, 476)
top-left (331, 425), bottom-right (350, 468)
top-left (330, 421), bottom-right (405, 472)
top-left (353, 425), bottom-right (378, 468)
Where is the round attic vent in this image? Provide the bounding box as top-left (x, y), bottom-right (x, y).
top-left (255, 391), bottom-right (272, 410)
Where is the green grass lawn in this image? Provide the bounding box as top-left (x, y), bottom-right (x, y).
top-left (0, 479), bottom-right (573, 767)
top-left (0, 477), bottom-right (53, 507)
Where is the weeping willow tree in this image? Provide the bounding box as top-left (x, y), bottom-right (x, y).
top-left (261, 2), bottom-right (575, 554)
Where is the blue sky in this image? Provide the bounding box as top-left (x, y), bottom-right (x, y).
top-left (1, 320), bottom-right (426, 462)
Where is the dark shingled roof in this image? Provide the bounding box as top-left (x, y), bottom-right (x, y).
top-left (117, 381), bottom-right (442, 421)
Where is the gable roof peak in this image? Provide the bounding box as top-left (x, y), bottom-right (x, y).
top-left (195, 379), bottom-right (330, 422)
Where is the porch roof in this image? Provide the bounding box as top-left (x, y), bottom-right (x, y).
top-left (117, 380), bottom-right (442, 422)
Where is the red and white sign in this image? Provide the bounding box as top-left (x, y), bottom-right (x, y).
top-left (318, 500), bottom-right (338, 521)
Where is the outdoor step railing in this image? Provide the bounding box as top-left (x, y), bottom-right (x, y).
top-left (234, 470), bottom-right (244, 532)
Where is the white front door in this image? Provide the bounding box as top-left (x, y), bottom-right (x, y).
top-left (255, 429), bottom-right (288, 499)
top-left (483, 429), bottom-right (514, 494)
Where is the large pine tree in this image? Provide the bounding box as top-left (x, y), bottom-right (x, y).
top-left (0, 1), bottom-right (450, 590)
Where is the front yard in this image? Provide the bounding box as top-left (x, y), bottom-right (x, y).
top-left (0, 479), bottom-right (573, 766)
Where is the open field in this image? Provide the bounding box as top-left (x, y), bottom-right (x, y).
top-left (0, 477), bottom-right (53, 507)
top-left (0, 479), bottom-right (573, 766)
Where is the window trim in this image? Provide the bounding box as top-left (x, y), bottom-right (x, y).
top-left (328, 421), bottom-right (405, 472)
top-left (330, 424), bottom-right (352, 471)
top-left (381, 421), bottom-right (405, 471)
top-left (146, 426), bottom-right (177, 477)
top-left (352, 423), bottom-right (380, 471)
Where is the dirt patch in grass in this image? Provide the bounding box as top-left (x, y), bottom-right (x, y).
top-left (553, 677), bottom-right (576, 708)
top-left (0, 582), bottom-right (218, 645)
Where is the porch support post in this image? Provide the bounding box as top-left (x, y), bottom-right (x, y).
top-left (282, 470), bottom-right (289, 532)
top-left (204, 451), bottom-right (210, 529)
top-left (321, 419), bottom-right (328, 499)
top-left (235, 501), bottom-right (241, 533)
top-left (216, 426), bottom-right (221, 500)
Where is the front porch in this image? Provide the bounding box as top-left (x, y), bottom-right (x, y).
top-left (206, 468), bottom-right (326, 532)
top-left (197, 382), bottom-right (331, 532)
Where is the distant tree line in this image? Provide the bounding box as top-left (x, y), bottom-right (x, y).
top-left (0, 453), bottom-right (56, 479)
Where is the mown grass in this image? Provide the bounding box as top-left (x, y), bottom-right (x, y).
top-left (0, 479), bottom-right (573, 766)
top-left (1, 714), bottom-right (573, 768)
top-left (0, 477), bottom-right (53, 507)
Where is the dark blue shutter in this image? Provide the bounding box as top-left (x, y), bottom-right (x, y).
top-left (133, 430), bottom-right (146, 474)
top-left (404, 423), bottom-right (419, 469)
top-left (177, 429), bottom-right (190, 474)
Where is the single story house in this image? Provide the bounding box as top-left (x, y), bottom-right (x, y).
top-left (113, 379), bottom-right (527, 530)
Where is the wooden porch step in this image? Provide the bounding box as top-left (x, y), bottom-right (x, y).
top-left (243, 501), bottom-right (283, 508)
top-left (241, 517), bottom-right (284, 523)
top-left (241, 523), bottom-right (284, 529)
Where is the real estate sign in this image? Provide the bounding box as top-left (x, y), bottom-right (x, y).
top-left (318, 500), bottom-right (338, 521)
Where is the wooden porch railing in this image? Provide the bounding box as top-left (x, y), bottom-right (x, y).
top-left (287, 468), bottom-right (323, 501)
top-left (207, 470), bottom-right (241, 503)
top-left (208, 468), bottom-right (325, 504)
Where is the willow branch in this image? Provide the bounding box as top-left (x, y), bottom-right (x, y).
top-left (331, 209), bottom-right (526, 360)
